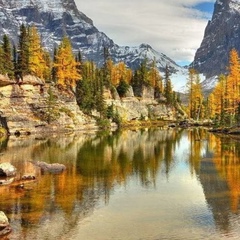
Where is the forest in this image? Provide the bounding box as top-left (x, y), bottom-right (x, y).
top-left (187, 49), bottom-right (240, 128)
top-left (0, 24), bottom-right (179, 126)
top-left (0, 24), bottom-right (239, 128)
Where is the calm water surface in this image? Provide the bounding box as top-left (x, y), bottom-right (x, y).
top-left (0, 128), bottom-right (240, 240)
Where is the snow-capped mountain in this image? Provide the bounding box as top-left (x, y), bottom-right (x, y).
top-left (0, 0), bottom-right (187, 91)
top-left (192, 0), bottom-right (240, 81)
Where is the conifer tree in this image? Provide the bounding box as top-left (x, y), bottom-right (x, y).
top-left (28, 25), bottom-right (48, 79)
top-left (51, 47), bottom-right (58, 83)
top-left (102, 47), bottom-right (111, 87)
top-left (1, 34), bottom-right (14, 78)
top-left (164, 65), bottom-right (173, 104)
top-left (148, 59), bottom-right (163, 98)
top-left (54, 36), bottom-right (81, 91)
top-left (187, 68), bottom-right (204, 119)
top-left (209, 74), bottom-right (227, 124)
top-left (17, 24), bottom-right (29, 78)
top-left (226, 48), bottom-right (240, 124)
top-left (95, 69), bottom-right (106, 117)
top-left (76, 61), bottom-right (96, 113)
top-left (0, 47), bottom-right (4, 74)
top-left (13, 45), bottom-right (17, 76)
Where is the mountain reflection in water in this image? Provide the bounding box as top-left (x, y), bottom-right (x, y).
top-left (0, 128), bottom-right (240, 239)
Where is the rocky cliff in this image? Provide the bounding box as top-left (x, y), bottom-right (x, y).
top-left (192, 0), bottom-right (240, 78)
top-left (0, 75), bottom-right (97, 135)
top-left (0, 76), bottom-right (177, 135)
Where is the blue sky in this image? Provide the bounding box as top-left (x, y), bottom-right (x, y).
top-left (194, 2), bottom-right (214, 14)
top-left (75, 0), bottom-right (215, 66)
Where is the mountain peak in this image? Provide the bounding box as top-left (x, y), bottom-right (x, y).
top-left (0, 0), bottom-right (186, 90)
top-left (192, 0), bottom-right (240, 80)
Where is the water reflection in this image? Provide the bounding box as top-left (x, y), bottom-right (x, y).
top-left (0, 128), bottom-right (240, 239)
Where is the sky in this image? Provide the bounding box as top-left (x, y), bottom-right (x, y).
top-left (75, 0), bottom-right (215, 66)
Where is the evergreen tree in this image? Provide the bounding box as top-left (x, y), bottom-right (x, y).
top-left (17, 24), bottom-right (29, 78)
top-left (51, 47), bottom-right (58, 83)
top-left (0, 47), bottom-right (4, 74)
top-left (13, 45), bottom-right (17, 77)
top-left (164, 65), bottom-right (173, 104)
top-left (95, 69), bottom-right (106, 117)
top-left (117, 77), bottom-right (130, 97)
top-left (131, 58), bottom-right (149, 96)
top-left (1, 34), bottom-right (14, 78)
top-left (102, 47), bottom-right (111, 87)
top-left (76, 61), bottom-right (96, 113)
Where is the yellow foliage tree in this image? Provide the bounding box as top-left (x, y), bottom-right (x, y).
top-left (187, 68), bottom-right (204, 120)
top-left (209, 49), bottom-right (240, 126)
top-left (28, 26), bottom-right (49, 79)
top-left (208, 74), bottom-right (227, 122)
top-left (110, 61), bottom-right (132, 86)
top-left (148, 59), bottom-right (163, 92)
top-left (226, 49), bottom-right (240, 118)
top-left (54, 36), bottom-right (81, 89)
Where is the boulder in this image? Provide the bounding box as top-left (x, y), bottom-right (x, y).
top-left (0, 211), bottom-right (11, 236)
top-left (0, 163), bottom-right (17, 177)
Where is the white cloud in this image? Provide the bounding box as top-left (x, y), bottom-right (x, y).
top-left (75, 0), bottom-right (215, 65)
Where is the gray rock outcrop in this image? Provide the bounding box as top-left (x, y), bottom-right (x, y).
top-left (106, 86), bottom-right (176, 121)
top-left (192, 0), bottom-right (240, 78)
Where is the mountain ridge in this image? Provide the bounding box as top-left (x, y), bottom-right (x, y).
top-left (0, 0), bottom-right (186, 84)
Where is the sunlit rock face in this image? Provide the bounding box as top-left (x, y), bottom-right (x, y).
top-left (0, 74), bottom-right (176, 135)
top-left (0, 75), bottom-right (97, 135)
top-left (192, 0), bottom-right (240, 78)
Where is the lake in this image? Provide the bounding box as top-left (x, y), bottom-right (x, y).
top-left (0, 127), bottom-right (240, 240)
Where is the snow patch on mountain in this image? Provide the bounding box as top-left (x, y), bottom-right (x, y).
top-left (0, 0), bottom-right (188, 92)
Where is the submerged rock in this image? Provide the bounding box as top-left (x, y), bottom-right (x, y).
top-left (33, 161), bottom-right (66, 173)
top-left (0, 163), bottom-right (17, 177)
top-left (0, 211), bottom-right (11, 236)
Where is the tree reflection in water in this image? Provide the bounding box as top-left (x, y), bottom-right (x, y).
top-left (0, 128), bottom-right (240, 239)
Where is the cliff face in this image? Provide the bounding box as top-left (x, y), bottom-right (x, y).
top-left (192, 0), bottom-right (240, 78)
top-left (0, 75), bottom-right (97, 135)
top-left (0, 75), bottom-right (177, 135)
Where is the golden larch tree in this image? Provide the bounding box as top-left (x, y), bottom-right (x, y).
top-left (226, 49), bottom-right (240, 121)
top-left (28, 25), bottom-right (48, 79)
top-left (54, 36), bottom-right (81, 89)
top-left (187, 68), bottom-right (204, 120)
